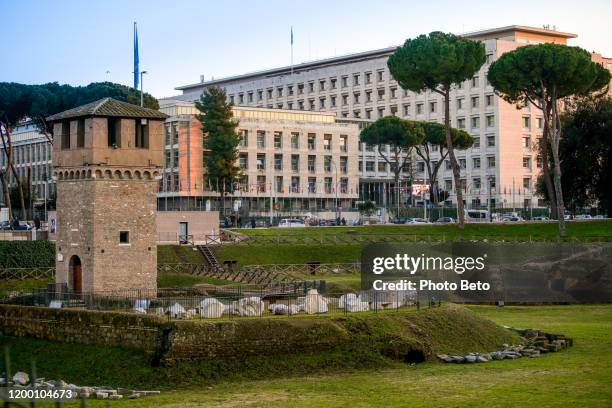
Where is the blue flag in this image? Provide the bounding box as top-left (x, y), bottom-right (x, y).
top-left (134, 22), bottom-right (139, 89)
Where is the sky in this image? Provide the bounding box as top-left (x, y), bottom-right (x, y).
top-left (1, 0), bottom-right (611, 98)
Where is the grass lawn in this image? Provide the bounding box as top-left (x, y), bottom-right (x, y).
top-left (157, 245), bottom-right (207, 264)
top-left (3, 304), bottom-right (610, 407)
top-left (235, 219), bottom-right (612, 239)
top-left (0, 278), bottom-right (52, 297)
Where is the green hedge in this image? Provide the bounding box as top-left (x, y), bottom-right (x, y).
top-left (0, 241), bottom-right (55, 268)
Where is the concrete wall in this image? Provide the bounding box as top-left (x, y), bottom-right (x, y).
top-left (156, 211), bottom-right (219, 243)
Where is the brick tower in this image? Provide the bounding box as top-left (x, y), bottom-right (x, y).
top-left (48, 98), bottom-right (168, 293)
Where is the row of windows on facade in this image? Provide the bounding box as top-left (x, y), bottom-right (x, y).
top-left (223, 96), bottom-right (542, 131)
top-left (229, 87), bottom-right (495, 115)
top-left (241, 154), bottom-right (348, 173)
top-left (164, 148), bottom-right (350, 174)
top-left (238, 130), bottom-right (348, 150)
top-left (359, 134), bottom-right (539, 153)
top-left (440, 175), bottom-right (534, 192)
top-left (227, 61), bottom-right (493, 104)
top-left (0, 142), bottom-right (52, 166)
top-left (4, 164), bottom-right (53, 184)
top-left (163, 128), bottom-right (350, 151)
top-left (0, 180), bottom-right (56, 202)
top-left (58, 118), bottom-right (150, 150)
top-left (162, 174), bottom-right (351, 194)
top-left (360, 154), bottom-right (538, 175)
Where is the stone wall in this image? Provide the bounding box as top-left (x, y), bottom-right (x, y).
top-left (162, 319), bottom-right (350, 364)
top-left (0, 305), bottom-right (350, 364)
top-left (0, 305), bottom-right (163, 353)
top-left (55, 175), bottom-right (157, 293)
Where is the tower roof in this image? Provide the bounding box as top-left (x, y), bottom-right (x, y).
top-left (46, 98), bottom-right (168, 122)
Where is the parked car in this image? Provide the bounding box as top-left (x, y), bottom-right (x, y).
top-left (575, 214), bottom-right (593, 220)
top-left (405, 218), bottom-right (430, 224)
top-left (219, 218), bottom-right (233, 228)
top-left (435, 217), bottom-right (455, 224)
top-left (532, 216), bottom-right (550, 221)
top-left (502, 216), bottom-right (523, 222)
top-left (563, 213), bottom-right (573, 220)
top-left (278, 218), bottom-right (306, 228)
top-left (0, 221), bottom-right (11, 230)
top-left (390, 217), bottom-right (408, 225)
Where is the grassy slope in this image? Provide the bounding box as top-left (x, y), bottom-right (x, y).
top-left (1, 304), bottom-right (610, 407)
top-left (0, 305), bottom-right (517, 387)
top-left (0, 278), bottom-right (52, 297)
top-left (210, 220), bottom-right (612, 290)
top-left (236, 219), bottom-right (612, 238)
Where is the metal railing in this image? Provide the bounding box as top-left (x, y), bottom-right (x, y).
top-left (0, 284), bottom-right (434, 321)
top-left (0, 267), bottom-right (55, 281)
top-left (231, 233), bottom-right (612, 245)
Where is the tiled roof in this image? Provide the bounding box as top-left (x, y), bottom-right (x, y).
top-left (46, 98), bottom-right (168, 122)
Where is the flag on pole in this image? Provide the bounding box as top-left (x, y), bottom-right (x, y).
top-left (133, 22), bottom-right (139, 89)
top-left (290, 26), bottom-right (294, 75)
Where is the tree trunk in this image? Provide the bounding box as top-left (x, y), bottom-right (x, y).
top-left (0, 172), bottom-right (12, 220)
top-left (9, 165), bottom-right (26, 220)
top-left (540, 107), bottom-right (557, 219)
top-left (444, 88), bottom-right (465, 228)
top-left (27, 167), bottom-right (32, 220)
top-left (550, 96), bottom-right (566, 237)
top-left (394, 172), bottom-right (400, 218)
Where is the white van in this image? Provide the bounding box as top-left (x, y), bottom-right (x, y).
top-left (464, 209), bottom-right (490, 223)
top-left (278, 218), bottom-right (306, 228)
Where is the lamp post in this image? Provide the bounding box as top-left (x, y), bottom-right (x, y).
top-left (487, 176), bottom-right (495, 222)
top-left (329, 158), bottom-right (340, 221)
top-left (140, 71), bottom-right (148, 107)
top-left (43, 173), bottom-right (48, 221)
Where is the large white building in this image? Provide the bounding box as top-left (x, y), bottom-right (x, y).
top-left (158, 100), bottom-right (361, 220)
top-left (175, 25), bottom-right (611, 211)
top-left (0, 121), bottom-right (54, 216)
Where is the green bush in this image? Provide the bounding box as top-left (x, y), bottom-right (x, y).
top-left (0, 241), bottom-right (55, 268)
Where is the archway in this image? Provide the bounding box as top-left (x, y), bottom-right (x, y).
top-left (69, 255), bottom-right (82, 294)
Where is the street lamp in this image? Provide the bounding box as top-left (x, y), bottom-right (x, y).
top-left (329, 158), bottom-right (340, 221)
top-left (487, 176), bottom-right (495, 222)
top-left (140, 71), bottom-right (148, 107)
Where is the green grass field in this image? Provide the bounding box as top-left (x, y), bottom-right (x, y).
top-left (1, 304), bottom-right (609, 407)
top-left (236, 219), bottom-right (612, 239)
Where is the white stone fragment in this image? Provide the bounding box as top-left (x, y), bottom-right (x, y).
top-left (304, 289), bottom-right (328, 314)
top-left (134, 299), bottom-right (150, 309)
top-left (13, 372), bottom-right (29, 386)
top-left (238, 297), bottom-right (264, 316)
top-left (199, 298), bottom-right (226, 318)
top-left (339, 293), bottom-right (369, 312)
top-left (166, 303), bottom-right (185, 318)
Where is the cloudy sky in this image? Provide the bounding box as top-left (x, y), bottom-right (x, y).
top-left (2, 0), bottom-right (611, 98)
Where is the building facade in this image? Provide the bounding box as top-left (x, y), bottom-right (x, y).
top-left (175, 25), bottom-right (611, 211)
top-left (49, 98), bottom-right (166, 293)
top-left (0, 121), bottom-right (54, 215)
top-left (158, 101), bottom-right (360, 219)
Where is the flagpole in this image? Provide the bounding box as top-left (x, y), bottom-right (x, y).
top-left (290, 26), bottom-right (294, 75)
top-left (133, 22), bottom-right (139, 90)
